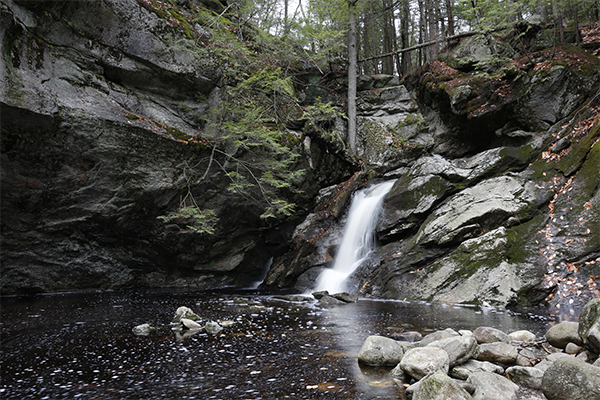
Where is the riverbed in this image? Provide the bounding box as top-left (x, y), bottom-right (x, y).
top-left (1, 288), bottom-right (553, 399)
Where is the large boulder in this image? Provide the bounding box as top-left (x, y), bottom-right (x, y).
top-left (508, 330), bottom-right (537, 342)
top-left (394, 347), bottom-right (450, 380)
top-left (438, 34), bottom-right (518, 72)
top-left (473, 327), bottom-right (511, 344)
top-left (467, 371), bottom-right (519, 400)
top-left (427, 335), bottom-right (478, 367)
top-left (505, 365), bottom-right (544, 390)
top-left (542, 356), bottom-right (600, 400)
top-left (357, 335), bottom-right (405, 366)
top-left (546, 322), bottom-right (583, 349)
top-left (420, 328), bottom-right (460, 346)
top-left (579, 298), bottom-right (600, 353)
top-left (410, 372), bottom-right (473, 400)
top-left (451, 359), bottom-right (504, 380)
top-left (474, 342), bottom-right (518, 365)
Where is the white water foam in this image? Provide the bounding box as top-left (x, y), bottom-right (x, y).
top-left (314, 180), bottom-right (395, 293)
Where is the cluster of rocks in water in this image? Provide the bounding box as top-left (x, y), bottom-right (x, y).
top-left (358, 298), bottom-right (600, 400)
top-left (132, 306), bottom-right (234, 341)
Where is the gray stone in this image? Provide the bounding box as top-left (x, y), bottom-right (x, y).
top-left (467, 371), bottom-right (519, 400)
top-left (576, 350), bottom-right (591, 363)
top-left (311, 291), bottom-right (329, 299)
top-left (546, 352), bottom-right (573, 362)
top-left (357, 335), bottom-right (405, 366)
top-left (551, 137), bottom-right (571, 153)
top-left (427, 335), bottom-right (478, 367)
top-left (518, 65), bottom-right (596, 126)
top-left (439, 34), bottom-right (518, 72)
top-left (534, 360), bottom-right (553, 373)
top-left (378, 173), bottom-right (454, 241)
top-left (420, 328), bottom-right (460, 346)
top-left (542, 356), bottom-right (600, 400)
top-left (396, 347), bottom-right (450, 380)
top-left (180, 318), bottom-right (203, 330)
top-left (579, 298), bottom-right (600, 353)
top-left (451, 359), bottom-right (504, 380)
top-left (318, 295), bottom-right (347, 306)
top-left (132, 323), bottom-right (156, 336)
top-left (415, 177), bottom-right (529, 246)
top-left (173, 306), bottom-right (200, 323)
top-left (509, 330), bottom-right (537, 342)
top-left (473, 326), bottom-right (511, 344)
top-left (391, 226), bottom-right (543, 308)
top-left (331, 292), bottom-right (358, 303)
top-left (475, 342), bottom-right (518, 364)
top-left (546, 321), bottom-right (583, 349)
top-left (390, 331), bottom-right (423, 343)
top-left (204, 321), bottom-right (222, 334)
top-left (516, 354), bottom-right (534, 367)
top-left (565, 342), bottom-right (581, 355)
top-left (410, 372), bottom-right (473, 400)
top-left (506, 365), bottom-right (544, 389)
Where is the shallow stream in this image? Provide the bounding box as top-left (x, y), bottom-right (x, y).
top-left (1, 288), bottom-right (553, 399)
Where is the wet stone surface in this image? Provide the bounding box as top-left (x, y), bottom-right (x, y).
top-left (0, 288), bottom-right (552, 399)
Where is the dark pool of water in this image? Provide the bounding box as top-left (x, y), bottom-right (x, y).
top-left (1, 288), bottom-right (554, 399)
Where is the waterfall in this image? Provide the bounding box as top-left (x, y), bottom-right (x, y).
top-left (314, 180), bottom-right (396, 294)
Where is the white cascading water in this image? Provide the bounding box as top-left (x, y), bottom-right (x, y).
top-left (314, 180), bottom-right (396, 294)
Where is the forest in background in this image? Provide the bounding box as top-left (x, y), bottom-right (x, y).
top-left (135, 0), bottom-right (600, 233)
top-left (238, 0), bottom-right (600, 75)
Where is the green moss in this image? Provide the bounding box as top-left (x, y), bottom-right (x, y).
top-left (168, 8), bottom-right (195, 39)
top-left (399, 113), bottom-right (425, 127)
top-left (557, 137), bottom-right (600, 218)
top-left (528, 158), bottom-right (559, 182)
top-left (166, 126), bottom-right (189, 141)
top-left (553, 45), bottom-right (600, 76)
top-left (557, 121), bottom-right (600, 176)
top-left (505, 216), bottom-right (545, 264)
top-left (500, 145), bottom-right (534, 165)
top-left (124, 113), bottom-right (140, 120)
top-left (361, 119), bottom-right (388, 155)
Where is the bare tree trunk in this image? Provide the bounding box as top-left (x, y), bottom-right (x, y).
top-left (427, 0), bottom-right (438, 62)
top-left (553, 0), bottom-right (565, 43)
top-left (418, 0), bottom-right (427, 65)
top-left (390, 5), bottom-right (402, 75)
top-left (400, 0), bottom-right (412, 74)
top-left (348, 1), bottom-right (358, 153)
top-left (536, 0), bottom-right (548, 23)
top-left (382, 0), bottom-right (395, 74)
top-left (470, 0), bottom-right (482, 26)
top-left (572, 0), bottom-right (581, 45)
top-left (363, 3), bottom-right (376, 74)
top-left (283, 0), bottom-right (289, 36)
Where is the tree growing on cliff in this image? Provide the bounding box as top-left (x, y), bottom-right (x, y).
top-left (157, 7), bottom-right (306, 234)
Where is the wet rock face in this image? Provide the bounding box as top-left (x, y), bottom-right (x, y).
top-left (0, 0), bottom-right (353, 293)
top-left (282, 30), bottom-right (600, 307)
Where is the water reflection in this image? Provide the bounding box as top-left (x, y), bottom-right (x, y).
top-left (1, 289), bottom-right (553, 399)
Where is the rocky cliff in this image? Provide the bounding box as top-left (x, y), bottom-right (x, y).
top-left (0, 0), bottom-right (355, 293)
top-left (2, 0), bottom-right (599, 313)
top-left (266, 26), bottom-right (600, 313)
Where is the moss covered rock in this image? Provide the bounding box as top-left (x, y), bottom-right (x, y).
top-left (579, 298), bottom-right (600, 353)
